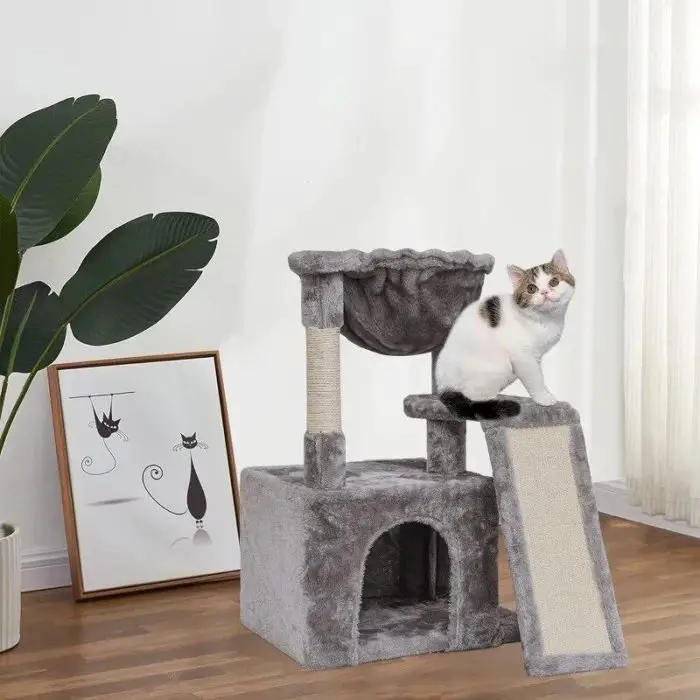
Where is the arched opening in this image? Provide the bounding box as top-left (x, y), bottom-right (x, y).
top-left (358, 522), bottom-right (451, 661)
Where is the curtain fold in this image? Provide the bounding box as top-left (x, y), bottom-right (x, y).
top-left (624, 0), bottom-right (700, 525)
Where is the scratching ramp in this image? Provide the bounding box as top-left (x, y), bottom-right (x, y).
top-left (482, 397), bottom-right (627, 676)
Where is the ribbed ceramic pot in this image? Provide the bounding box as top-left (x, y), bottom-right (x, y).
top-left (0, 523), bottom-right (20, 652)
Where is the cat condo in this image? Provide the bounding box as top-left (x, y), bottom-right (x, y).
top-left (239, 249), bottom-right (627, 676)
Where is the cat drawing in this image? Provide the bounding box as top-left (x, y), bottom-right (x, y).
top-left (435, 249), bottom-right (575, 421)
top-left (173, 432), bottom-right (208, 452)
top-left (142, 432), bottom-right (208, 526)
top-left (82, 394), bottom-right (129, 474)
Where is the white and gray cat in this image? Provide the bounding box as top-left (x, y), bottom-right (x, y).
top-left (435, 249), bottom-right (575, 420)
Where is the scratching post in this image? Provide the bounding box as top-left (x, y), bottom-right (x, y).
top-left (305, 327), bottom-right (341, 433)
top-left (425, 347), bottom-right (466, 476)
top-left (426, 420), bottom-right (466, 475)
top-left (301, 272), bottom-right (345, 489)
top-left (239, 248), bottom-right (626, 676)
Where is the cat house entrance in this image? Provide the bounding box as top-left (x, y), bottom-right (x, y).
top-left (358, 522), bottom-right (451, 663)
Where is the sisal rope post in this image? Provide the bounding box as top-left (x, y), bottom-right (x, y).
top-left (306, 327), bottom-right (342, 432)
top-left (298, 272), bottom-right (346, 489)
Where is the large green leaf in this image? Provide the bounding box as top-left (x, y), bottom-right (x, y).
top-left (0, 282), bottom-right (66, 375)
top-left (0, 95), bottom-right (117, 249)
top-left (60, 212), bottom-right (219, 345)
top-left (0, 195), bottom-right (19, 305)
top-left (37, 167), bottom-right (101, 246)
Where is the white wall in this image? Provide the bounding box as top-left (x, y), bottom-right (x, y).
top-left (0, 0), bottom-right (627, 577)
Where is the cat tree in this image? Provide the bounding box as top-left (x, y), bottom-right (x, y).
top-left (239, 249), bottom-right (626, 676)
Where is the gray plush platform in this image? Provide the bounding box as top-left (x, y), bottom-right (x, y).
top-left (239, 458), bottom-right (519, 669)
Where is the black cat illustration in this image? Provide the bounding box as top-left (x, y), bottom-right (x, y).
top-left (142, 432), bottom-right (208, 527)
top-left (173, 432), bottom-right (208, 452)
top-left (70, 392), bottom-right (131, 475)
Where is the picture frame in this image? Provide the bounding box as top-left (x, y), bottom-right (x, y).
top-left (47, 350), bottom-right (241, 601)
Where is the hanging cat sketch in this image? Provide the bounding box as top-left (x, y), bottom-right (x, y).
top-left (68, 392), bottom-right (133, 475)
top-left (141, 432), bottom-right (212, 548)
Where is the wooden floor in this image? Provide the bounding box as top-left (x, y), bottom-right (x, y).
top-left (2, 515), bottom-right (700, 699)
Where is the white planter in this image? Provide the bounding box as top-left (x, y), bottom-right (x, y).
top-left (0, 523), bottom-right (20, 653)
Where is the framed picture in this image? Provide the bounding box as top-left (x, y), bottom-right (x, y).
top-left (47, 350), bottom-right (241, 600)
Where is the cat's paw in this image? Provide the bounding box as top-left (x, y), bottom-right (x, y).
top-left (532, 391), bottom-right (558, 406)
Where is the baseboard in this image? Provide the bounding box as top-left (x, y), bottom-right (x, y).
top-left (593, 480), bottom-right (700, 540)
top-left (17, 480), bottom-right (699, 593)
top-left (21, 549), bottom-right (71, 592)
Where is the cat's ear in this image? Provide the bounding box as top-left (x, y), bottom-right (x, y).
top-left (506, 265), bottom-right (525, 286)
top-left (551, 248), bottom-right (569, 271)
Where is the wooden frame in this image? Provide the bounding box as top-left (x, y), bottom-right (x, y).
top-left (47, 350), bottom-right (241, 601)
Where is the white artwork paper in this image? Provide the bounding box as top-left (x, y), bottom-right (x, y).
top-left (56, 355), bottom-right (240, 593)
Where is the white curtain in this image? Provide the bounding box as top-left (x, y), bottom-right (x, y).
top-left (624, 0), bottom-right (700, 525)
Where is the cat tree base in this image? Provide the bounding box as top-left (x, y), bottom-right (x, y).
top-left (239, 458), bottom-right (519, 670)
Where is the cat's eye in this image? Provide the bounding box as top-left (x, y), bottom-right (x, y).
top-left (527, 283), bottom-right (537, 294)
top-left (549, 277), bottom-right (560, 287)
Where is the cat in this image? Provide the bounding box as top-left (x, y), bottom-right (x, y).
top-left (142, 431), bottom-right (208, 525)
top-left (82, 394), bottom-right (129, 475)
top-left (92, 406), bottom-right (121, 439)
top-left (173, 432), bottom-right (208, 452)
top-left (434, 249), bottom-right (575, 421)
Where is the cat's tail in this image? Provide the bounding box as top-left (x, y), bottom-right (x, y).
top-left (141, 464), bottom-right (187, 516)
top-left (439, 390), bottom-right (520, 421)
top-left (81, 442), bottom-right (117, 476)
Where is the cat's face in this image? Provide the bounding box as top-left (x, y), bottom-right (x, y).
top-left (101, 414), bottom-right (121, 433)
top-left (507, 249), bottom-right (575, 312)
top-left (181, 432), bottom-right (198, 449)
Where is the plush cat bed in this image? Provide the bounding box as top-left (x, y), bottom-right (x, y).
top-left (239, 248), bottom-right (626, 676)
top-left (288, 247), bottom-right (493, 355)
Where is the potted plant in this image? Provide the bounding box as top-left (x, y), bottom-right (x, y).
top-left (0, 95), bottom-right (220, 652)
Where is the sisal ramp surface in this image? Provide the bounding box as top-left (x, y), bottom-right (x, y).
top-left (482, 397), bottom-right (627, 676)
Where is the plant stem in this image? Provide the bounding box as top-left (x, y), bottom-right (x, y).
top-left (0, 289), bottom-right (37, 431)
top-left (0, 371), bottom-right (35, 455)
top-left (0, 288), bottom-right (16, 423)
top-left (0, 376), bottom-right (9, 425)
top-left (0, 329), bottom-right (60, 456)
top-left (0, 250), bottom-right (23, 423)
top-left (0, 289), bottom-right (14, 347)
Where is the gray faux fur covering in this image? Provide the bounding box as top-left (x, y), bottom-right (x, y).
top-left (239, 458), bottom-right (519, 669)
top-left (288, 248), bottom-right (494, 355)
top-left (239, 248), bottom-right (626, 676)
